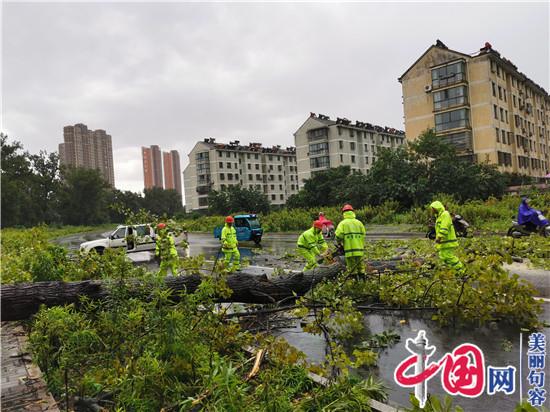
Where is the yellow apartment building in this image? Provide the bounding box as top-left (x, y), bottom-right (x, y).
top-left (399, 40), bottom-right (549, 178)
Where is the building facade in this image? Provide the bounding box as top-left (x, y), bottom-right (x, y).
top-left (399, 40), bottom-right (550, 177)
top-left (141, 145), bottom-right (164, 189)
top-left (183, 139), bottom-right (298, 211)
top-left (163, 150), bottom-right (182, 197)
top-left (294, 113), bottom-right (406, 186)
top-left (59, 123), bottom-right (115, 186)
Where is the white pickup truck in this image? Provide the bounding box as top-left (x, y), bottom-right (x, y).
top-left (80, 224), bottom-right (158, 254)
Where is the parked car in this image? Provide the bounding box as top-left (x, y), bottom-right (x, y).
top-left (214, 214), bottom-right (263, 244)
top-left (80, 224), bottom-right (157, 254)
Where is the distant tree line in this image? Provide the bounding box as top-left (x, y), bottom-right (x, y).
top-left (1, 135), bottom-right (184, 228)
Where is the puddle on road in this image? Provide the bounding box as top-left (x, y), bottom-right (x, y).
top-left (278, 304), bottom-right (550, 411)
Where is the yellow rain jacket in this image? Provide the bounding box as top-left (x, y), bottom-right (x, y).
top-left (335, 211), bottom-right (366, 257)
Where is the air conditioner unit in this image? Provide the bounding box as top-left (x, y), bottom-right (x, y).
top-left (424, 85), bottom-right (432, 93)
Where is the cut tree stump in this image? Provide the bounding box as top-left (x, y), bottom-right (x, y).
top-left (2, 258), bottom-right (414, 321)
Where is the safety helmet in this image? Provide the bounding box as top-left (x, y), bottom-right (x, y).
top-left (157, 223), bottom-right (166, 230)
top-left (342, 204), bottom-right (354, 212)
top-left (313, 220), bottom-right (324, 230)
top-left (225, 216), bottom-right (234, 223)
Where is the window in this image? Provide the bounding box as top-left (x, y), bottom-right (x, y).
top-left (505, 110), bottom-right (508, 123)
top-left (364, 144), bottom-right (369, 152)
top-left (247, 153), bottom-right (250, 159)
top-left (431, 61), bottom-right (466, 88)
top-left (271, 195), bottom-right (276, 200)
top-left (339, 141), bottom-right (344, 149)
top-left (219, 162), bottom-right (223, 168)
top-left (280, 194), bottom-right (284, 200)
top-left (501, 130), bottom-right (506, 143)
top-left (112, 227), bottom-right (127, 239)
top-left (227, 162), bottom-right (231, 169)
top-left (350, 129), bottom-right (354, 137)
top-left (350, 142), bottom-right (356, 150)
top-left (255, 154), bottom-right (259, 159)
top-left (310, 156), bottom-right (329, 169)
top-left (503, 90), bottom-right (507, 102)
top-left (492, 82), bottom-right (496, 97)
top-left (235, 163), bottom-right (238, 169)
top-left (500, 108), bottom-right (505, 121)
top-left (498, 86), bottom-right (502, 100)
top-left (228, 174), bottom-right (233, 181)
top-left (351, 155), bottom-right (356, 163)
top-left (279, 184), bottom-right (283, 190)
top-left (309, 142), bottom-right (329, 156)
top-left (433, 86), bottom-right (468, 110)
top-left (513, 95), bottom-right (517, 107)
top-left (277, 156), bottom-right (280, 161)
top-left (256, 174), bottom-right (261, 180)
top-left (255, 164), bottom-right (259, 170)
top-left (507, 132), bottom-right (513, 145)
top-left (278, 165), bottom-right (282, 171)
top-left (434, 108), bottom-right (470, 132)
top-left (270, 184), bottom-right (274, 190)
top-left (247, 164), bottom-right (251, 170)
top-left (199, 197), bottom-right (208, 207)
top-left (496, 127), bottom-right (500, 142)
top-left (497, 151), bottom-right (512, 167)
top-left (268, 155), bottom-right (273, 161)
top-left (340, 154), bottom-right (343, 162)
top-left (248, 174), bottom-right (253, 180)
top-left (220, 173), bottom-right (225, 180)
top-left (365, 156), bottom-right (369, 164)
top-left (494, 105), bottom-right (498, 119)
top-left (220, 184), bottom-right (226, 190)
top-left (307, 127), bottom-right (328, 140)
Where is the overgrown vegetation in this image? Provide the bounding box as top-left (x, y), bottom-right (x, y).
top-left (0, 221), bottom-right (544, 410)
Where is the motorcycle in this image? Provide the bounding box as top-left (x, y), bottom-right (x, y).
top-left (507, 210), bottom-right (550, 238)
top-left (317, 213), bottom-right (335, 240)
top-left (426, 214), bottom-right (470, 240)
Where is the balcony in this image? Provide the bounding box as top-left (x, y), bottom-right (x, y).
top-left (196, 183), bottom-right (212, 195)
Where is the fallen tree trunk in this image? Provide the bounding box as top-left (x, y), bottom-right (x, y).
top-left (1, 258), bottom-right (413, 321)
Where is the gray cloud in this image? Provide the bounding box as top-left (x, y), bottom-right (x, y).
top-left (3, 2), bottom-right (548, 194)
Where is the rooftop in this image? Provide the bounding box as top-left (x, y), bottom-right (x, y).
top-left (201, 138), bottom-right (296, 155)
top-left (399, 40), bottom-right (549, 99)
top-left (308, 112), bottom-right (406, 136)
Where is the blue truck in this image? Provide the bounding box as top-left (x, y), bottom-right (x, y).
top-left (213, 214), bottom-right (263, 244)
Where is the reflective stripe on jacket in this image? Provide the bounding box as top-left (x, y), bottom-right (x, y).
top-left (430, 201), bottom-right (458, 250)
top-left (335, 211), bottom-right (365, 257)
top-left (297, 227), bottom-right (326, 256)
top-left (221, 225), bottom-right (238, 250)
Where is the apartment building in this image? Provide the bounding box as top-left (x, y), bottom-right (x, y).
top-left (142, 145), bottom-right (164, 189)
top-left (183, 139), bottom-right (298, 211)
top-left (59, 123), bottom-right (115, 186)
top-left (294, 113), bottom-right (406, 186)
top-left (399, 40), bottom-right (550, 177)
top-left (164, 150), bottom-right (182, 197)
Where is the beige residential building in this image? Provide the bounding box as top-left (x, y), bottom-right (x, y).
top-left (59, 123), bottom-right (115, 186)
top-left (183, 139), bottom-right (298, 211)
top-left (294, 113), bottom-right (406, 186)
top-left (399, 40), bottom-right (550, 177)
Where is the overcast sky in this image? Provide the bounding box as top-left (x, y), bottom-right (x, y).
top-left (3, 2), bottom-right (549, 196)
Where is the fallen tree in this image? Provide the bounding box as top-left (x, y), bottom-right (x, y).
top-left (2, 258), bottom-right (414, 321)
